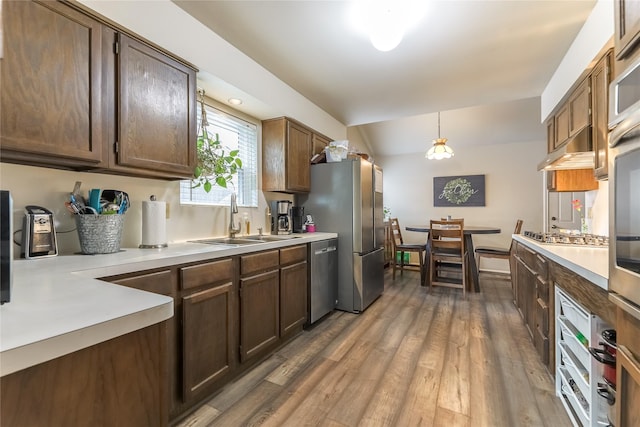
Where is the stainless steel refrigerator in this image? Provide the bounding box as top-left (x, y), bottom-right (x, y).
top-left (299, 158), bottom-right (384, 313)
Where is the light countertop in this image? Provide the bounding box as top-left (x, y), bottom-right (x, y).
top-left (513, 234), bottom-right (608, 290)
top-left (1, 232), bottom-right (337, 377)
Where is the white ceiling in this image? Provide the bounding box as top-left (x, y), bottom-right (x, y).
top-left (173, 0), bottom-right (597, 157)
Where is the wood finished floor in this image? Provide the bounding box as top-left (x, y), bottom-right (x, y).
top-left (176, 270), bottom-right (571, 427)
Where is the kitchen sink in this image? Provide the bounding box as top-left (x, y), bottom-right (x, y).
top-left (189, 237), bottom-right (265, 246)
top-left (244, 235), bottom-right (301, 241)
top-left (189, 235), bottom-right (301, 246)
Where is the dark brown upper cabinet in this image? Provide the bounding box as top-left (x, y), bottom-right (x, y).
top-left (1, 1), bottom-right (197, 180)
top-left (108, 33), bottom-right (196, 179)
top-left (1, 1), bottom-right (106, 168)
top-left (592, 50), bottom-right (613, 180)
top-left (615, 0), bottom-right (640, 61)
top-left (262, 117), bottom-right (332, 193)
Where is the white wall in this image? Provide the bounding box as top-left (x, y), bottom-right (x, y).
top-left (78, 0), bottom-right (347, 140)
top-left (378, 140), bottom-right (545, 273)
top-left (1, 162), bottom-right (280, 256)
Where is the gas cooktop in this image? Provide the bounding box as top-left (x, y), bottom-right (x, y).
top-left (523, 230), bottom-right (609, 247)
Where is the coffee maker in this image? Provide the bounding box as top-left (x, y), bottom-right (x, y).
top-left (271, 200), bottom-right (292, 235)
top-left (291, 206), bottom-right (305, 233)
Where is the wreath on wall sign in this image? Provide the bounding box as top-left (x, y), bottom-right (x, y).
top-left (442, 178), bottom-right (475, 205)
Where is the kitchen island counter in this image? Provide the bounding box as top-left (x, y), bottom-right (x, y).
top-left (1, 232), bottom-right (337, 376)
top-left (513, 234), bottom-right (608, 290)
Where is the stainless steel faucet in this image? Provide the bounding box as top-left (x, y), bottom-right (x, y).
top-left (228, 193), bottom-right (241, 238)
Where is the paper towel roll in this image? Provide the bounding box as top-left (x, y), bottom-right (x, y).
top-left (140, 199), bottom-right (168, 248)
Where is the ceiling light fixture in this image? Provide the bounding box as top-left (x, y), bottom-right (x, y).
top-left (368, 6), bottom-right (405, 52)
top-left (228, 98), bottom-right (243, 106)
top-left (426, 112), bottom-right (454, 160)
top-left (351, 1), bottom-right (426, 52)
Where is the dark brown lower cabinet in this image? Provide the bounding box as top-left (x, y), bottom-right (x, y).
top-left (182, 282), bottom-right (235, 401)
top-left (280, 245), bottom-right (308, 340)
top-left (178, 258), bottom-right (236, 413)
top-left (281, 261), bottom-right (308, 336)
top-left (515, 252), bottom-right (536, 336)
top-left (512, 241), bottom-right (553, 373)
top-left (100, 243), bottom-right (312, 422)
top-left (0, 323), bottom-right (167, 427)
top-left (108, 269), bottom-right (178, 415)
top-left (240, 269), bottom-right (280, 363)
top-left (616, 307), bottom-right (640, 427)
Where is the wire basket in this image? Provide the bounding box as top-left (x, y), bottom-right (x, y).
top-left (75, 214), bottom-right (125, 254)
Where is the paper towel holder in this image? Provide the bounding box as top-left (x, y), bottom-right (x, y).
top-left (139, 195), bottom-right (169, 249)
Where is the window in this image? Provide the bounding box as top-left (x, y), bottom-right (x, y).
top-left (180, 103), bottom-right (258, 207)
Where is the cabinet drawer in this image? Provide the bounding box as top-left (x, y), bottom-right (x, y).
top-left (241, 250), bottom-right (279, 276)
top-left (280, 244), bottom-right (307, 266)
top-left (534, 254), bottom-right (548, 278)
top-left (180, 258), bottom-right (235, 290)
top-left (536, 275), bottom-right (549, 301)
top-left (536, 297), bottom-right (549, 335)
top-left (516, 243), bottom-right (537, 269)
top-left (535, 326), bottom-right (549, 366)
top-left (109, 269), bottom-right (173, 295)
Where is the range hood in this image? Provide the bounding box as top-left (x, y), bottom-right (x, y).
top-left (537, 127), bottom-right (595, 171)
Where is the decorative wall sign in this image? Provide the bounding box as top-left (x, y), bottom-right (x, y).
top-left (434, 174), bottom-right (485, 207)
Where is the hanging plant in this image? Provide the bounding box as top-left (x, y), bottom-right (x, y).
top-left (192, 89), bottom-right (242, 192)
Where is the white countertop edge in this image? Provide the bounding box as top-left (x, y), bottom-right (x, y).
top-left (1, 299), bottom-right (173, 377)
top-left (1, 233), bottom-right (337, 376)
top-left (513, 235), bottom-right (608, 290)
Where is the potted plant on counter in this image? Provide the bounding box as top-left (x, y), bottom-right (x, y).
top-left (192, 89), bottom-right (242, 192)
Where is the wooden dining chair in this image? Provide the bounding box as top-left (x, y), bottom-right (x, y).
top-left (475, 219), bottom-right (523, 278)
top-left (390, 218), bottom-right (426, 283)
top-left (426, 219), bottom-right (466, 296)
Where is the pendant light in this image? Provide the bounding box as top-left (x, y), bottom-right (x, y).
top-left (426, 112), bottom-right (454, 160)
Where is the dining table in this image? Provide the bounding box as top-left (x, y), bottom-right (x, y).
top-left (405, 225), bottom-right (502, 292)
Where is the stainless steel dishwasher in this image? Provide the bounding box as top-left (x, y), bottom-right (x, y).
top-left (308, 238), bottom-right (338, 324)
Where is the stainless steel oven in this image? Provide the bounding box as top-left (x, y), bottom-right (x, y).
top-left (608, 60), bottom-right (640, 309)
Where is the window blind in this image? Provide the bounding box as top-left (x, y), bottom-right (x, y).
top-left (180, 104), bottom-right (258, 207)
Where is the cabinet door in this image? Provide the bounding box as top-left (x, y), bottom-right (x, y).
top-left (617, 345), bottom-right (640, 427)
top-left (568, 77), bottom-right (591, 137)
top-left (1, 1), bottom-right (105, 167)
top-left (615, 0), bottom-right (640, 60)
top-left (311, 133), bottom-right (330, 158)
top-left (108, 270), bottom-right (177, 414)
top-left (286, 121), bottom-right (312, 192)
top-left (515, 255), bottom-right (536, 338)
top-left (592, 51), bottom-right (612, 180)
top-left (240, 270), bottom-right (279, 362)
top-left (280, 261), bottom-right (308, 338)
top-left (117, 34), bottom-right (196, 178)
top-left (546, 118), bottom-right (556, 154)
top-left (554, 105), bottom-right (570, 149)
top-left (182, 282), bottom-right (236, 401)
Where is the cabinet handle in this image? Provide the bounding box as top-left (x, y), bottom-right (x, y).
top-left (515, 255), bottom-right (537, 276)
